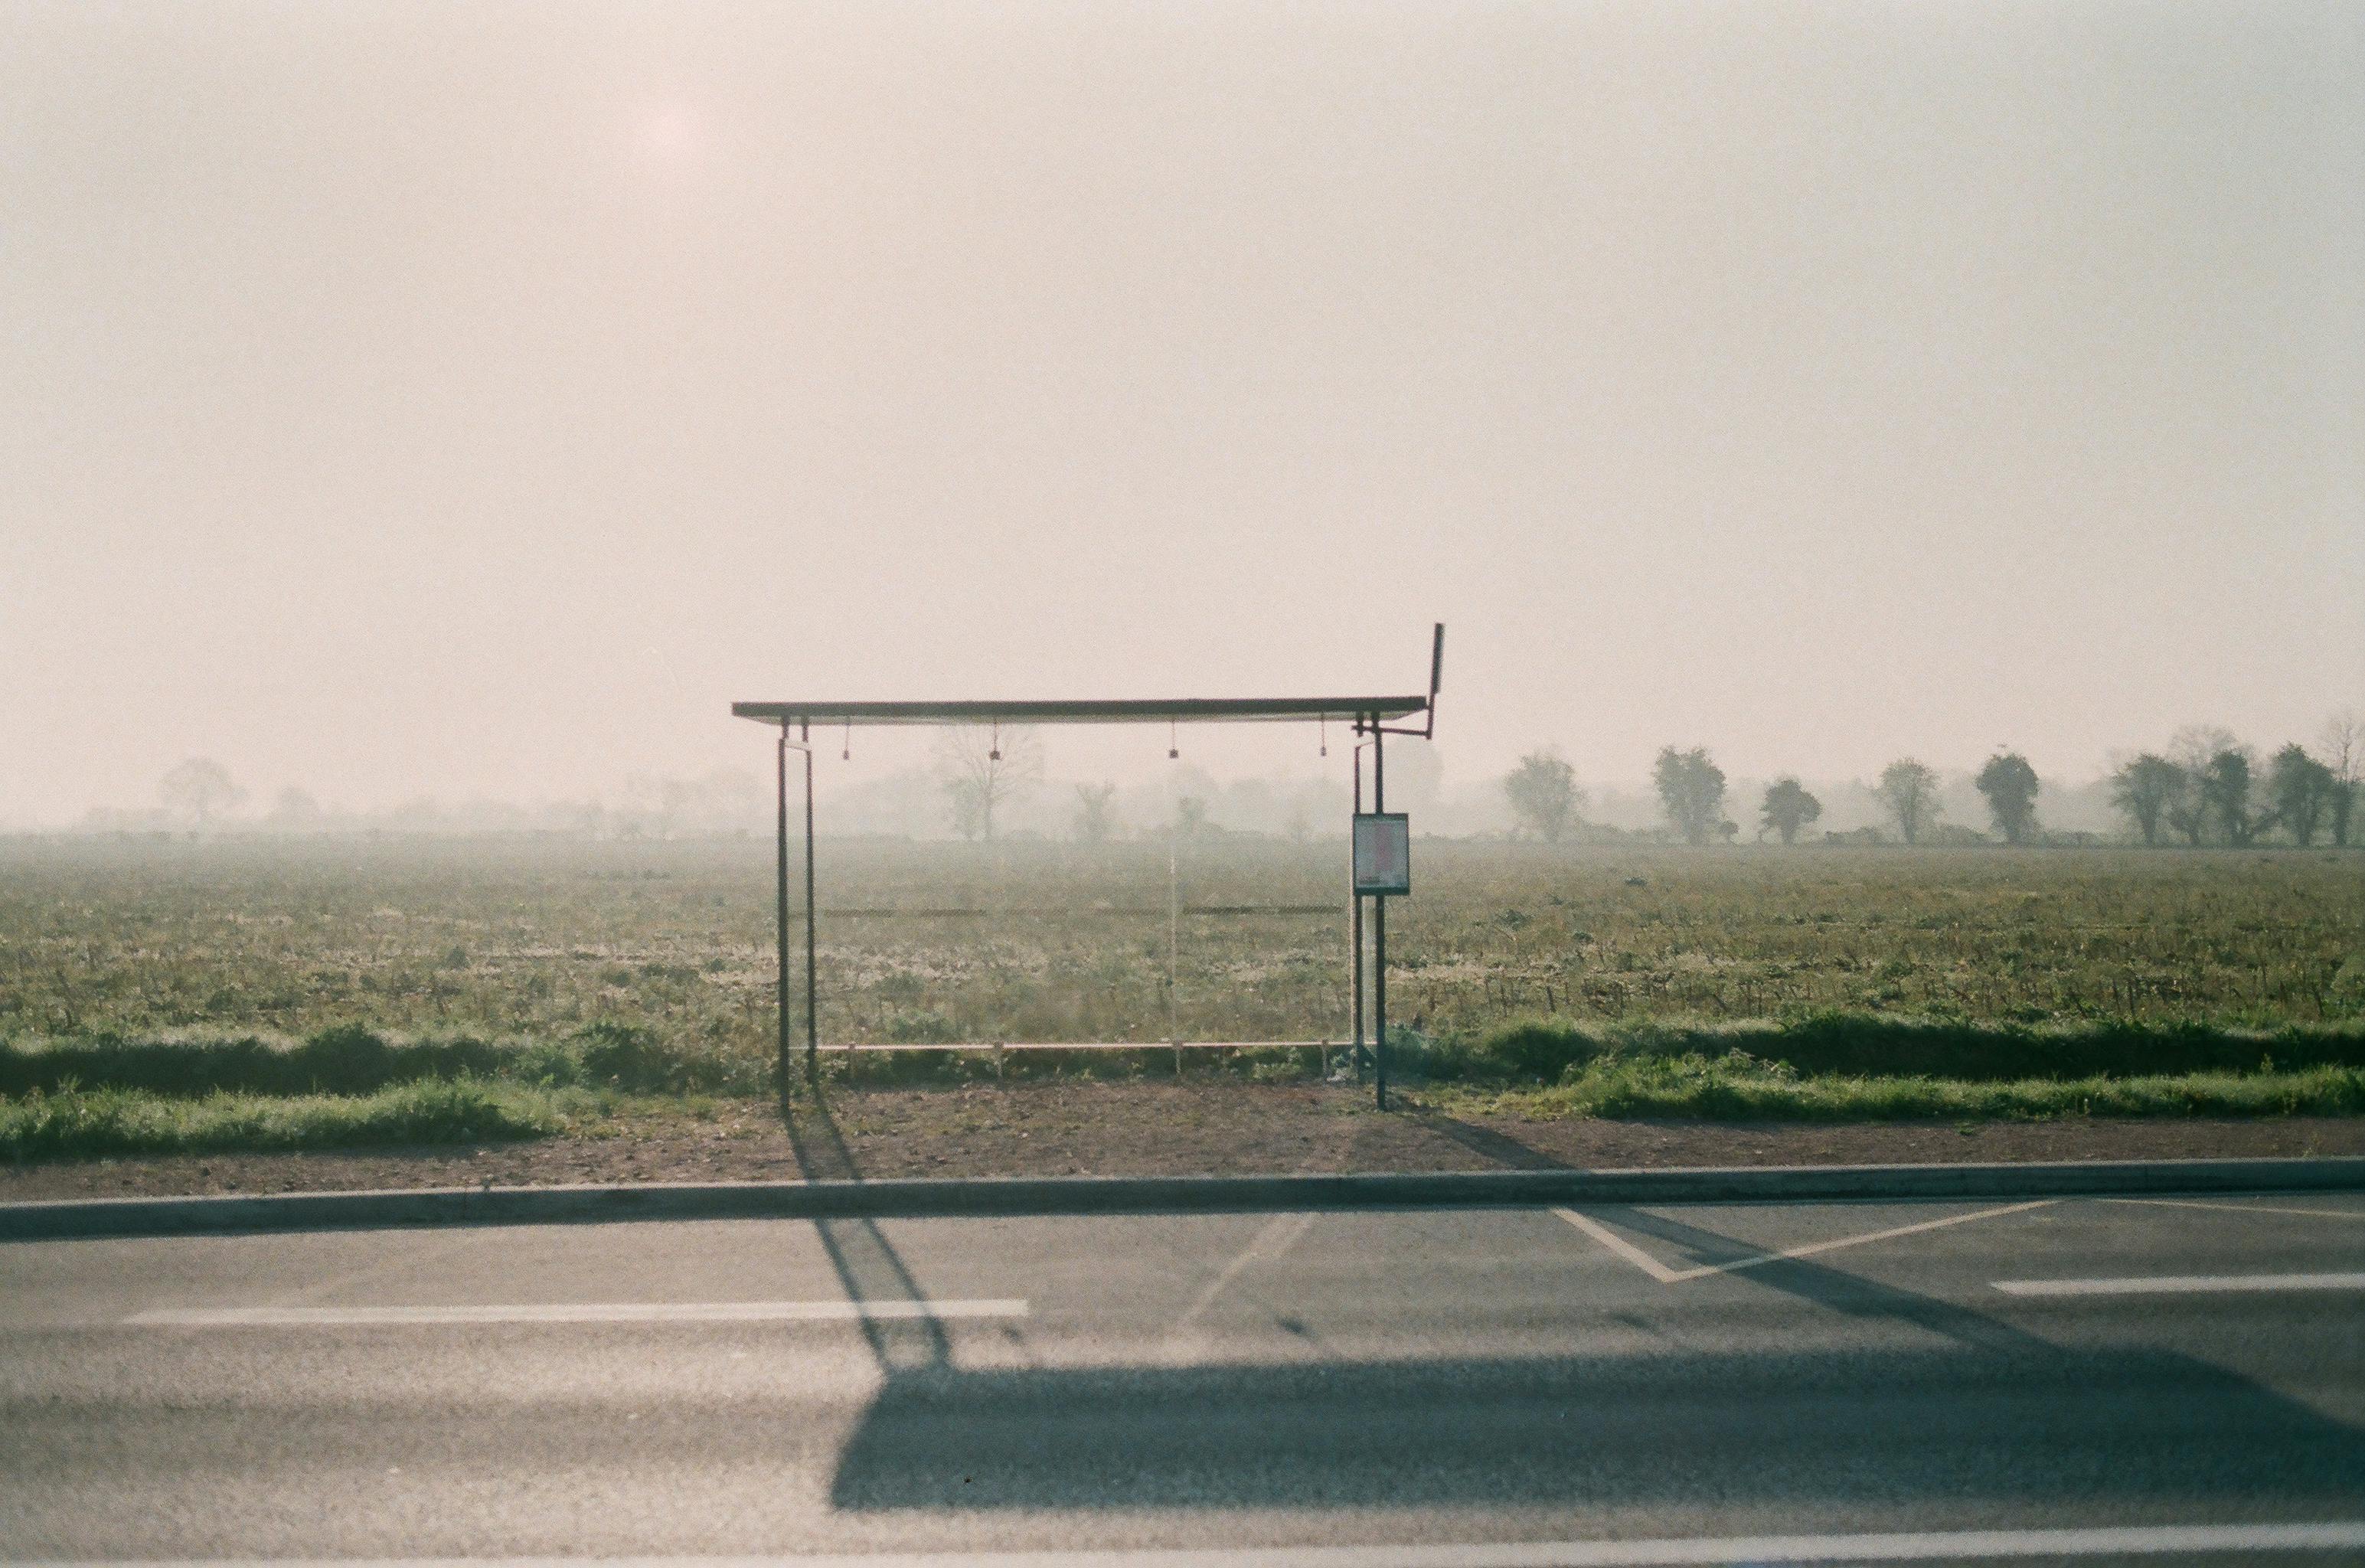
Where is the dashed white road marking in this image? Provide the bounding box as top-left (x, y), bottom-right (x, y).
top-left (1556, 1200), bottom-right (2056, 1285)
top-left (17, 1518), bottom-right (2365, 1563)
top-left (2102, 1196), bottom-right (2365, 1221)
top-left (1994, 1272), bottom-right (2365, 1298)
top-left (123, 1298), bottom-right (1027, 1327)
top-left (1168, 1211), bottom-right (1318, 1336)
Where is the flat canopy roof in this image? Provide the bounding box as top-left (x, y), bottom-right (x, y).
top-left (732, 695), bottom-right (1430, 728)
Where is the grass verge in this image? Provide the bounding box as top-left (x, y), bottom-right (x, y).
top-left (8, 1014), bottom-right (2363, 1100)
top-left (1404, 1013), bottom-right (2365, 1084)
top-left (5, 1012), bottom-right (2363, 1165)
top-left (0, 1022), bottom-right (766, 1100)
top-left (0, 1078), bottom-right (578, 1162)
top-left (1423, 1058), bottom-right (2365, 1123)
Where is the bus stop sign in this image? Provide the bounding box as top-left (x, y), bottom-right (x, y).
top-left (1353, 812), bottom-right (1410, 896)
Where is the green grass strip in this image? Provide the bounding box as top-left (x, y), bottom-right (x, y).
top-left (1428, 1060), bottom-right (2365, 1122)
top-left (1408, 1013), bottom-right (2365, 1085)
top-left (5, 1062), bottom-right (2359, 1166)
top-left (13, 1013), bottom-right (2365, 1101)
top-left (0, 1078), bottom-right (572, 1161)
top-left (0, 1022), bottom-right (769, 1100)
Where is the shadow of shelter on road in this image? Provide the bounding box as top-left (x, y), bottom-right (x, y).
top-left (828, 1200), bottom-right (2365, 1517)
top-left (828, 1338), bottom-right (2365, 1516)
top-left (784, 1084), bottom-right (949, 1376)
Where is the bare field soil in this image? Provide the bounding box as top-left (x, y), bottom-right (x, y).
top-left (7, 1082), bottom-right (2362, 1201)
top-left (5, 834), bottom-right (2359, 1054)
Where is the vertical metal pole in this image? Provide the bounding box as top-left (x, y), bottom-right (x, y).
top-left (1168, 827), bottom-right (1181, 1051)
top-left (1374, 724), bottom-right (1388, 1111)
top-left (804, 739), bottom-right (818, 1072)
top-left (1351, 733), bottom-right (1364, 1076)
top-left (775, 724), bottom-right (791, 1093)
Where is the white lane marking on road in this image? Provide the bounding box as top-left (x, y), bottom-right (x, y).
top-left (1994, 1272), bottom-right (2365, 1298)
top-left (1557, 1200), bottom-right (2055, 1285)
top-left (2102, 1196), bottom-right (2365, 1221)
top-left (18, 1519), bottom-right (2365, 1564)
top-left (122, 1298), bottom-right (1027, 1326)
top-left (1169, 1211), bottom-right (1318, 1335)
top-left (1551, 1208), bottom-right (1686, 1283)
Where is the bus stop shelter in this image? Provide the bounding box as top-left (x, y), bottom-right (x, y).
top-left (733, 626), bottom-right (1442, 1107)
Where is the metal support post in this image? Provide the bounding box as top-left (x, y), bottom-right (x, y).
top-left (802, 731), bottom-right (818, 1073)
top-left (1350, 733), bottom-right (1364, 1079)
top-left (775, 724), bottom-right (822, 1088)
top-left (1373, 723), bottom-right (1388, 1111)
top-left (775, 724), bottom-right (791, 1093)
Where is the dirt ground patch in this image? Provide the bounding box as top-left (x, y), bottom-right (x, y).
top-left (5, 1082), bottom-right (2362, 1201)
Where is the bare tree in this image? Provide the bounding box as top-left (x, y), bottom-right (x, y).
top-left (1503, 749), bottom-right (1583, 843)
top-left (159, 757), bottom-right (244, 831)
top-left (1071, 782), bottom-right (1118, 844)
top-left (1652, 746), bottom-right (1727, 844)
top-left (1877, 758), bottom-right (1942, 844)
top-left (2323, 710), bottom-right (2362, 848)
top-left (2109, 754), bottom-right (2182, 846)
top-left (1759, 776), bottom-right (1822, 844)
top-left (1975, 751), bottom-right (2041, 844)
top-left (932, 724), bottom-right (1043, 841)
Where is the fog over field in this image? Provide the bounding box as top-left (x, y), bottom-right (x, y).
top-left (5, 1), bottom-right (2360, 829)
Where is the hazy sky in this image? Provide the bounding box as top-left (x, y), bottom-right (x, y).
top-left (6, 0), bottom-right (2360, 824)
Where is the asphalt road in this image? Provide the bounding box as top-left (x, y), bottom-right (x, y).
top-left (4, 1192), bottom-right (2363, 1565)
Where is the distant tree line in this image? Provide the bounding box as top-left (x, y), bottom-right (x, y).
top-left (110, 707), bottom-right (2365, 849)
top-left (1500, 710), bottom-right (2362, 848)
top-left (2110, 720), bottom-right (2359, 848)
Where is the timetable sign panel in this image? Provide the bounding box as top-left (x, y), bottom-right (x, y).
top-left (1353, 812), bottom-right (1411, 896)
